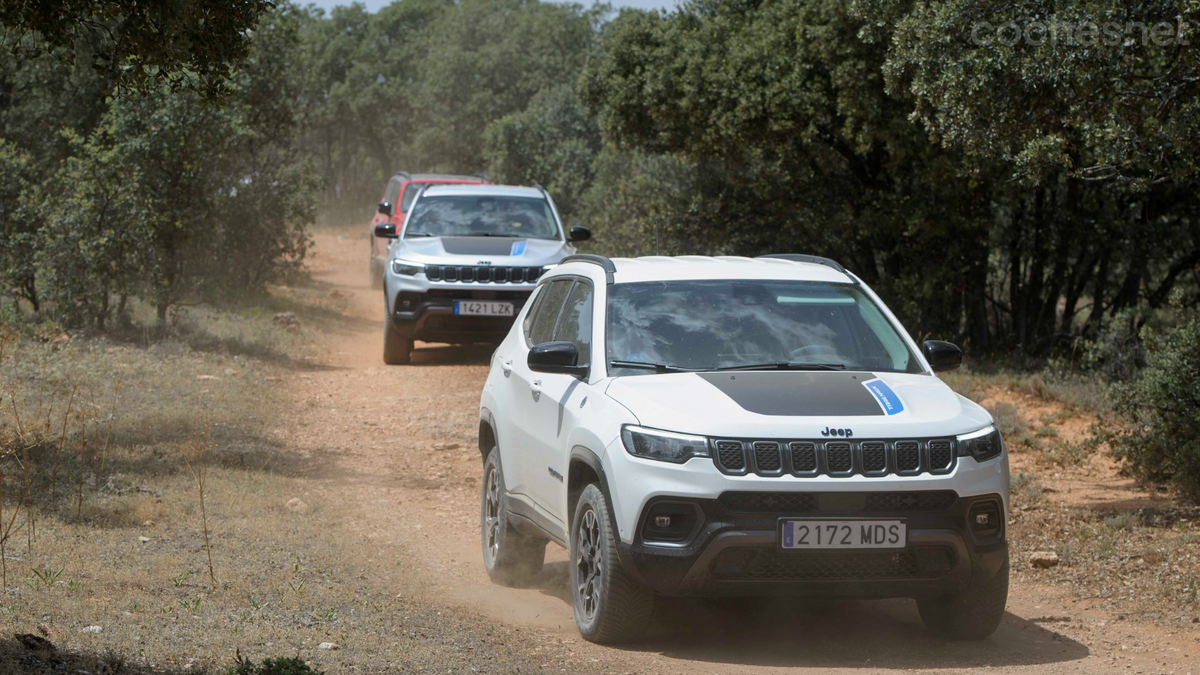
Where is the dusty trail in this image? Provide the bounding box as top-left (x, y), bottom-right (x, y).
top-left (277, 226), bottom-right (1198, 673)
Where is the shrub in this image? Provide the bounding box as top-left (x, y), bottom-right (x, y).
top-left (1106, 315), bottom-right (1200, 500)
top-left (1082, 308), bottom-right (1147, 382)
top-left (227, 656), bottom-right (321, 675)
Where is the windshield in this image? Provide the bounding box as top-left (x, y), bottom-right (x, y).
top-left (404, 195), bottom-right (560, 239)
top-left (606, 280), bottom-right (923, 375)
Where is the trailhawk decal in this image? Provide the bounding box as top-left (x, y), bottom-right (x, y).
top-left (696, 371), bottom-right (885, 416)
top-left (862, 378), bottom-right (905, 415)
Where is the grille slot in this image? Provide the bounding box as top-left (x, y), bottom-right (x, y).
top-left (753, 442), bottom-right (782, 473)
top-left (789, 442), bottom-right (818, 473)
top-left (720, 490), bottom-right (957, 513)
top-left (895, 441), bottom-right (921, 473)
top-left (711, 548), bottom-right (950, 581)
top-left (715, 441), bottom-right (745, 472)
top-left (826, 442), bottom-right (852, 473)
top-left (711, 437), bottom-right (956, 478)
top-left (860, 441), bottom-right (886, 473)
top-left (928, 439), bottom-right (953, 471)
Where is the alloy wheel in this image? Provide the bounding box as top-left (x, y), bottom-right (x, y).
top-left (575, 507), bottom-right (603, 620)
top-left (484, 466), bottom-right (501, 561)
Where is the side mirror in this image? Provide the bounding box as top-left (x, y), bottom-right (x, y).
top-left (378, 201), bottom-right (393, 216)
top-left (923, 340), bottom-right (963, 372)
top-left (568, 226), bottom-right (591, 243)
top-left (374, 223), bottom-right (398, 239)
top-left (528, 341), bottom-right (587, 377)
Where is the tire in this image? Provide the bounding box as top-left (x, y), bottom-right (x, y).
top-left (480, 449), bottom-right (547, 585)
top-left (570, 483), bottom-right (654, 644)
top-left (382, 314), bottom-right (412, 365)
top-left (917, 555), bottom-right (1009, 640)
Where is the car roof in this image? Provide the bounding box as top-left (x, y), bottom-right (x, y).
top-left (417, 184), bottom-right (546, 199)
top-left (403, 174), bottom-right (487, 183)
top-left (556, 255), bottom-right (855, 285)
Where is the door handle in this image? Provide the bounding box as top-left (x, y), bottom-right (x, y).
top-left (501, 359), bottom-right (513, 376)
top-left (529, 379), bottom-right (542, 396)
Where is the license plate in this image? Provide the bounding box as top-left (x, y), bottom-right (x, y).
top-left (453, 300), bottom-right (514, 317)
top-left (779, 519), bottom-right (906, 550)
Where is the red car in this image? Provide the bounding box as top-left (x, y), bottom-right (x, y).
top-left (369, 172), bottom-right (490, 288)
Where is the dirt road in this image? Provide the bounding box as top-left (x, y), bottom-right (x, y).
top-left (279, 227), bottom-right (1199, 673)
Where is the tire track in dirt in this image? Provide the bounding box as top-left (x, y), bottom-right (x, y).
top-left (276, 226), bottom-right (1199, 673)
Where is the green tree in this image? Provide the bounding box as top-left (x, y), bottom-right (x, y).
top-left (0, 139), bottom-right (41, 311)
top-left (484, 84), bottom-right (602, 221)
top-left (863, 0), bottom-right (1200, 188)
top-left (1, 0), bottom-right (274, 96)
top-left (35, 128), bottom-right (144, 329)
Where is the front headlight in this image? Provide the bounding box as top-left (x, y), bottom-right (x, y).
top-left (391, 259), bottom-right (424, 276)
top-left (542, 264), bottom-right (557, 272)
top-left (957, 425), bottom-right (1003, 462)
top-left (621, 425), bottom-right (709, 464)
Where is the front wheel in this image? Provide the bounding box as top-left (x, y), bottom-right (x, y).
top-left (571, 484), bottom-right (654, 644)
top-left (917, 555), bottom-right (1009, 640)
top-left (382, 299), bottom-right (412, 365)
top-left (480, 449), bottom-right (546, 585)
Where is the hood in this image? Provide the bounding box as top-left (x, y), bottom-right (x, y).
top-left (605, 370), bottom-right (991, 439)
top-left (393, 236), bottom-right (570, 266)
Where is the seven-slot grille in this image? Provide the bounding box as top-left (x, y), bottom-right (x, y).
top-left (423, 265), bottom-right (544, 284)
top-left (711, 437), bottom-right (956, 477)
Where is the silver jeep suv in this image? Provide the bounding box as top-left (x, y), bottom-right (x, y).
top-left (375, 184), bottom-right (589, 364)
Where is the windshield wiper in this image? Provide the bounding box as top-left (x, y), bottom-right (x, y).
top-left (405, 232), bottom-right (432, 237)
top-left (709, 362), bottom-right (847, 372)
top-left (609, 360), bottom-right (694, 374)
top-left (469, 232), bottom-right (521, 237)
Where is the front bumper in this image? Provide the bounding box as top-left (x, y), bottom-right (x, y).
top-left (617, 492), bottom-right (1007, 598)
top-left (388, 287), bottom-right (534, 343)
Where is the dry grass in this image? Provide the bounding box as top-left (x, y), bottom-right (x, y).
top-left (0, 302), bottom-right (565, 674)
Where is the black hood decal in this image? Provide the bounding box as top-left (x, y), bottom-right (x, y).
top-left (696, 371), bottom-right (885, 416)
top-left (439, 237), bottom-right (524, 256)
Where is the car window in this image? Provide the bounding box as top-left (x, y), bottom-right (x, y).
top-left (528, 280), bottom-right (573, 346)
top-left (405, 195), bottom-right (559, 239)
top-left (384, 180), bottom-right (402, 210)
top-left (400, 182), bottom-right (428, 213)
top-left (553, 281), bottom-right (593, 366)
top-left (606, 280), bottom-right (923, 375)
top-left (522, 284), bottom-right (546, 344)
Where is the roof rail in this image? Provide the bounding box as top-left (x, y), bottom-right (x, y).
top-left (756, 254), bottom-right (849, 275)
top-left (558, 254), bottom-right (616, 284)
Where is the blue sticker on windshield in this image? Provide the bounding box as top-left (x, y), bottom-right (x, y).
top-left (510, 241), bottom-right (526, 256)
top-left (862, 378), bottom-right (904, 415)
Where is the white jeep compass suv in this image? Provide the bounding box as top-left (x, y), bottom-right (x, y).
top-left (477, 253), bottom-right (1009, 644)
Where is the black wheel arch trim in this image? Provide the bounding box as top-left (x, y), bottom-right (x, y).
top-left (478, 407), bottom-right (500, 462)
